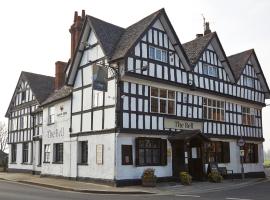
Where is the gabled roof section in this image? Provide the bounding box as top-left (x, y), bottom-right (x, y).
top-left (111, 8), bottom-right (190, 70)
top-left (228, 49), bottom-right (270, 98)
top-left (227, 49), bottom-right (253, 80)
top-left (41, 85), bottom-right (72, 106)
top-left (5, 71), bottom-right (54, 117)
top-left (87, 16), bottom-right (125, 58)
top-left (183, 32), bottom-right (216, 65)
top-left (183, 32), bottom-right (236, 82)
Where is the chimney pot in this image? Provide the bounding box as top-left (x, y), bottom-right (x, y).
top-left (204, 22), bottom-right (211, 35)
top-left (196, 34), bottom-right (203, 38)
top-left (74, 11), bottom-right (78, 22)
top-left (82, 10), bottom-right (85, 19)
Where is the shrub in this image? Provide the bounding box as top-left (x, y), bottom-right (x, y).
top-left (179, 171), bottom-right (192, 185)
top-left (208, 171), bottom-right (223, 183)
top-left (141, 168), bottom-right (157, 187)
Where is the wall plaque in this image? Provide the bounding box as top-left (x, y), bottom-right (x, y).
top-left (164, 118), bottom-right (203, 131)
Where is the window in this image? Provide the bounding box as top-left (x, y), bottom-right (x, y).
top-left (80, 141), bottom-right (88, 164)
top-left (135, 138), bottom-right (167, 166)
top-left (48, 106), bottom-right (55, 124)
top-left (20, 116), bottom-right (24, 129)
top-left (243, 143), bottom-right (258, 163)
top-left (205, 142), bottom-right (230, 163)
top-left (11, 144), bottom-right (17, 163)
top-left (22, 143), bottom-right (29, 163)
top-left (243, 76), bottom-right (254, 88)
top-left (21, 90), bottom-right (26, 102)
top-left (149, 46), bottom-right (167, 62)
top-left (151, 87), bottom-right (175, 114)
top-left (242, 107), bottom-right (255, 126)
top-left (44, 144), bottom-right (50, 163)
top-left (54, 143), bottom-right (63, 163)
top-left (38, 113), bottom-right (43, 125)
top-left (203, 98), bottom-right (225, 122)
top-left (203, 64), bottom-right (218, 77)
top-left (122, 145), bottom-right (133, 165)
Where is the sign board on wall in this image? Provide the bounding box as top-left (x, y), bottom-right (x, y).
top-left (92, 64), bottom-right (108, 92)
top-left (164, 118), bottom-right (203, 131)
top-left (96, 144), bottom-right (104, 165)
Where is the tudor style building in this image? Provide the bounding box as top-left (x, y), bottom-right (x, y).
top-left (6, 9), bottom-right (270, 185)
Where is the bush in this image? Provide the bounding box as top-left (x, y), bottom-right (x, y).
top-left (208, 171), bottom-right (223, 183)
top-left (179, 171), bottom-right (192, 185)
top-left (141, 168), bottom-right (157, 187)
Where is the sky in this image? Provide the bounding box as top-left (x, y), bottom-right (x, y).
top-left (0, 0), bottom-right (270, 148)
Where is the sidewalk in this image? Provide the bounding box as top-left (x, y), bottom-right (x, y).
top-left (0, 172), bottom-right (267, 195)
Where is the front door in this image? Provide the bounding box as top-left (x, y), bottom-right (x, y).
top-left (171, 140), bottom-right (186, 178)
top-left (188, 139), bottom-right (204, 180)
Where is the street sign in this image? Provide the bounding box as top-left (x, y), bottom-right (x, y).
top-left (240, 149), bottom-right (245, 157)
top-left (237, 138), bottom-right (245, 147)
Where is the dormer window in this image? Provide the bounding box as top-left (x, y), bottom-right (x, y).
top-left (149, 46), bottom-right (167, 62)
top-left (203, 64), bottom-right (218, 77)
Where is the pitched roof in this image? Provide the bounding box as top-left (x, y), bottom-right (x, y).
top-left (41, 85), bottom-right (72, 106)
top-left (87, 16), bottom-right (125, 59)
top-left (227, 49), bottom-right (253, 80)
top-left (21, 71), bottom-right (55, 104)
top-left (182, 32), bottom-right (216, 65)
top-left (111, 9), bottom-right (163, 61)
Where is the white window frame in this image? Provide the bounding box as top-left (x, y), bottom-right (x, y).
top-left (149, 46), bottom-right (167, 63)
top-left (44, 144), bottom-right (50, 163)
top-left (150, 87), bottom-right (175, 115)
top-left (242, 106), bottom-right (255, 126)
top-left (203, 98), bottom-right (225, 122)
top-left (48, 106), bottom-right (55, 124)
top-left (243, 76), bottom-right (254, 88)
top-left (203, 64), bottom-right (218, 77)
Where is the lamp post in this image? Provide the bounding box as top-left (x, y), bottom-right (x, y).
top-left (237, 137), bottom-right (245, 180)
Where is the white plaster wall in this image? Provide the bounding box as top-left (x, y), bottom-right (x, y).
top-left (116, 133), bottom-right (172, 180)
top-left (76, 133), bottom-right (116, 180)
top-left (41, 98), bottom-right (71, 176)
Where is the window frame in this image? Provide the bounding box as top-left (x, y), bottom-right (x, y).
top-left (80, 141), bottom-right (88, 164)
top-left (54, 143), bottom-right (63, 163)
top-left (242, 106), bottom-right (255, 126)
top-left (44, 144), bottom-right (50, 163)
top-left (48, 106), bottom-right (55, 124)
top-left (148, 46), bottom-right (167, 63)
top-left (203, 64), bottom-right (218, 78)
top-left (203, 98), bottom-right (225, 122)
top-left (22, 142), bottom-right (29, 163)
top-left (11, 144), bottom-right (17, 163)
top-left (243, 143), bottom-right (258, 163)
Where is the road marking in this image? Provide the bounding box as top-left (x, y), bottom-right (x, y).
top-left (226, 198), bottom-right (253, 200)
top-left (176, 194), bottom-right (200, 198)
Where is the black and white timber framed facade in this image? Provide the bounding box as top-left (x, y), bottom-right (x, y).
top-left (5, 9), bottom-right (270, 185)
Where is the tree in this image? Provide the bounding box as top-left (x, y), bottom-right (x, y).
top-left (0, 122), bottom-right (8, 152)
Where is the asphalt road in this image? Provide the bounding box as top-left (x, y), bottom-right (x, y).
top-left (0, 179), bottom-right (270, 200)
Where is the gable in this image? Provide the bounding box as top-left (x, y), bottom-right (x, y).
top-left (194, 43), bottom-right (231, 82)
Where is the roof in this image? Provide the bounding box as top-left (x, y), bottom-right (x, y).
top-left (111, 9), bottom-right (163, 61)
top-left (5, 71), bottom-right (54, 117)
top-left (227, 49), bottom-right (253, 80)
top-left (182, 32), bottom-right (216, 65)
top-left (22, 71), bottom-right (55, 103)
top-left (41, 85), bottom-right (72, 106)
top-left (87, 16), bottom-right (125, 59)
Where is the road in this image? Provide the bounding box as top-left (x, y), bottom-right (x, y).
top-left (0, 179), bottom-right (269, 200)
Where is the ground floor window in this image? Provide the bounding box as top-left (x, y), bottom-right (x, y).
top-left (205, 141), bottom-right (230, 163)
top-left (135, 138), bottom-right (167, 166)
top-left (44, 144), bottom-right (50, 163)
top-left (243, 143), bottom-right (258, 163)
top-left (79, 141), bottom-right (88, 164)
top-left (122, 145), bottom-right (133, 165)
top-left (54, 143), bottom-right (63, 163)
top-left (11, 144), bottom-right (17, 163)
top-left (22, 143), bottom-right (29, 163)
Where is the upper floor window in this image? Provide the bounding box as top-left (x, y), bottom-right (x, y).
top-left (203, 98), bottom-right (225, 122)
top-left (149, 46), bottom-right (167, 63)
top-left (150, 87), bottom-right (175, 115)
top-left (242, 107), bottom-right (255, 126)
top-left (203, 64), bottom-right (218, 77)
top-left (48, 106), bottom-right (55, 124)
top-left (243, 76), bottom-right (254, 88)
top-left (21, 90), bottom-right (26, 102)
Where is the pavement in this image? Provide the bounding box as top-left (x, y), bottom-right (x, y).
top-left (0, 171), bottom-right (268, 195)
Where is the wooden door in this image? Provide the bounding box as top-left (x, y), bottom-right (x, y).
top-left (188, 143), bottom-right (204, 180)
top-left (171, 140), bottom-right (186, 178)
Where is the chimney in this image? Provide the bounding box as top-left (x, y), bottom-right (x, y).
top-left (69, 10), bottom-right (86, 58)
top-left (204, 22), bottom-right (211, 35)
top-left (196, 34), bottom-right (203, 38)
top-left (55, 61), bottom-right (67, 90)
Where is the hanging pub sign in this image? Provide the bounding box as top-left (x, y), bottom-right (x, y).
top-left (92, 63), bottom-right (108, 92)
top-left (237, 138), bottom-right (245, 147)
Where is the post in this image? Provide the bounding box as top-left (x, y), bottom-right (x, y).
top-left (238, 138), bottom-right (245, 180)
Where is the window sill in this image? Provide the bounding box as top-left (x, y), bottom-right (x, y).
top-left (43, 161), bottom-right (50, 164)
top-left (135, 164), bottom-right (165, 167)
top-left (10, 162), bottom-right (17, 164)
top-left (21, 162), bottom-right (31, 165)
top-left (77, 163), bottom-right (88, 166)
top-left (52, 162), bottom-right (63, 164)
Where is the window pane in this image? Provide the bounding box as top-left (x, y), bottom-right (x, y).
top-left (151, 87), bottom-right (158, 97)
top-left (156, 49), bottom-right (161, 60)
top-left (151, 98), bottom-right (158, 112)
top-left (152, 149), bottom-right (160, 164)
top-left (208, 108), bottom-right (212, 119)
top-left (168, 90), bottom-right (175, 99)
top-left (139, 149), bottom-right (145, 165)
top-left (160, 89), bottom-right (167, 98)
top-left (162, 50), bottom-right (167, 62)
top-left (149, 46), bottom-right (155, 59)
top-left (160, 99), bottom-right (167, 113)
top-left (145, 149), bottom-right (152, 164)
top-left (168, 100), bottom-right (175, 114)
